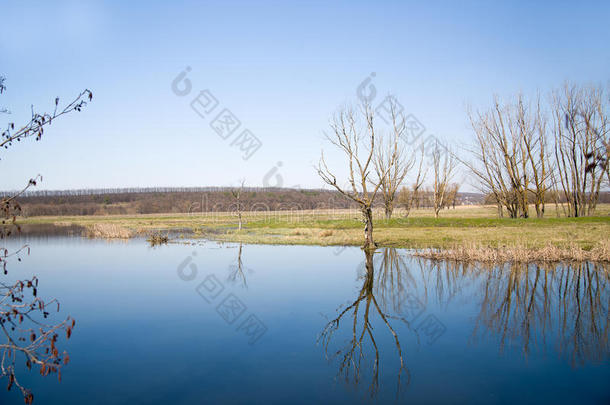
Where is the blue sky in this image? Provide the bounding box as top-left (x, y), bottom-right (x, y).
top-left (1, 0), bottom-right (609, 191)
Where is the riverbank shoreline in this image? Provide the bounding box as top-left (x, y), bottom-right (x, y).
top-left (16, 205), bottom-right (610, 262)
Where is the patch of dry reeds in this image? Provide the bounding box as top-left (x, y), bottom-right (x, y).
top-left (290, 228), bottom-right (312, 236)
top-left (86, 223), bottom-right (133, 239)
top-left (413, 240), bottom-right (610, 263)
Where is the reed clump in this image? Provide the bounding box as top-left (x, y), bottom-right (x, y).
top-left (414, 240), bottom-right (610, 263)
top-left (86, 223), bottom-right (133, 239)
top-left (147, 232), bottom-right (169, 246)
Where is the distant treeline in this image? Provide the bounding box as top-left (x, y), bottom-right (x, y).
top-left (0, 186), bottom-right (304, 198)
top-left (7, 187), bottom-right (482, 217)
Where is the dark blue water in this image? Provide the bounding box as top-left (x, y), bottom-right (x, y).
top-left (1, 236), bottom-right (609, 404)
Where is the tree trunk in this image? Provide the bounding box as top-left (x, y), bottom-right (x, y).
top-left (497, 203), bottom-right (504, 218)
top-left (362, 206), bottom-right (376, 250)
top-left (364, 248), bottom-right (375, 282)
top-left (384, 204), bottom-right (393, 220)
top-left (520, 192), bottom-right (529, 218)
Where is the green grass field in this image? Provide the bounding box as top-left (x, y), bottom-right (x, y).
top-left (20, 204), bottom-right (610, 250)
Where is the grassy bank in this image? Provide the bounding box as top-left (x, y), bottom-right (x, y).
top-left (19, 205), bottom-right (610, 254)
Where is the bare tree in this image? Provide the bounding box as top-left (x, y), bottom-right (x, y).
top-left (397, 146), bottom-right (427, 218)
top-left (463, 94), bottom-right (551, 218)
top-left (446, 183), bottom-right (460, 209)
top-left (525, 96), bottom-right (550, 217)
top-left (432, 142), bottom-right (457, 218)
top-left (317, 103), bottom-right (391, 249)
top-left (463, 99), bottom-right (520, 218)
top-left (374, 99), bottom-right (415, 219)
top-left (230, 179), bottom-right (246, 231)
top-left (1, 76), bottom-right (91, 403)
top-left (552, 83), bottom-right (609, 217)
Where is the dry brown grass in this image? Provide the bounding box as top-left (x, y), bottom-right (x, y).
top-left (413, 240), bottom-right (610, 263)
top-left (290, 228), bottom-right (312, 236)
top-left (318, 229), bottom-right (334, 237)
top-left (85, 223), bottom-right (133, 239)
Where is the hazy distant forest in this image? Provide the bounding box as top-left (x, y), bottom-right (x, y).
top-left (8, 187), bottom-right (486, 216)
top-left (7, 187), bottom-right (609, 217)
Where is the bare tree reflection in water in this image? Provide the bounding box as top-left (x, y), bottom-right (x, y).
top-left (226, 243), bottom-right (250, 289)
top-left (321, 251), bottom-right (609, 398)
top-left (374, 248), bottom-right (422, 316)
top-left (423, 259), bottom-right (609, 367)
top-left (319, 248), bottom-right (416, 399)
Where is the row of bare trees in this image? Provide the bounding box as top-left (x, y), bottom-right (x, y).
top-left (317, 99), bottom-right (459, 248)
top-left (465, 83), bottom-right (609, 218)
top-left (397, 183), bottom-right (460, 217)
top-left (316, 82), bottom-right (607, 248)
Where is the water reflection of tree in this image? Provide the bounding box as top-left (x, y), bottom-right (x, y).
top-left (321, 250), bottom-right (610, 397)
top-left (373, 248), bottom-right (419, 314)
top-left (319, 248), bottom-right (415, 398)
top-left (428, 260), bottom-right (609, 366)
top-left (227, 243), bottom-right (249, 288)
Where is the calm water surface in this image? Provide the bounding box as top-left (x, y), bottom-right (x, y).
top-left (2, 235), bottom-right (609, 404)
